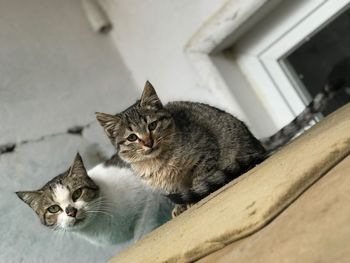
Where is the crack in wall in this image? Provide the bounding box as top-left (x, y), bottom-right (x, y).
top-left (0, 120), bottom-right (95, 155)
top-left (0, 143), bottom-right (16, 154)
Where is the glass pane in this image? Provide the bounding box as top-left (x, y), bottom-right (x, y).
top-left (282, 6), bottom-right (350, 116)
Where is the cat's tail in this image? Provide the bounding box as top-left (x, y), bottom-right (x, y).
top-left (261, 57), bottom-right (350, 153)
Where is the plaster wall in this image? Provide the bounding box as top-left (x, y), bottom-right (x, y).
top-left (100, 0), bottom-right (236, 110)
top-left (0, 0), bottom-right (138, 262)
top-left (0, 0), bottom-right (138, 146)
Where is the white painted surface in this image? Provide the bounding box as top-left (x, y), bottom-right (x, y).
top-left (99, 0), bottom-right (242, 113)
top-left (185, 51), bottom-right (248, 121)
top-left (81, 0), bottom-right (112, 33)
top-left (0, 0), bottom-right (138, 145)
top-left (184, 0), bottom-right (285, 137)
top-left (210, 52), bottom-right (277, 136)
top-left (98, 0), bottom-right (285, 133)
top-left (183, 0), bottom-right (350, 136)
top-left (236, 0), bottom-right (350, 128)
top-left (186, 0), bottom-right (283, 53)
top-left (0, 0), bottom-right (138, 262)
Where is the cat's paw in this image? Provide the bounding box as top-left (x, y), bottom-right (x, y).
top-left (172, 205), bottom-right (186, 218)
top-left (171, 204), bottom-right (192, 218)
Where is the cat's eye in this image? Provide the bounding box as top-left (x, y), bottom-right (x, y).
top-left (47, 205), bottom-right (61, 213)
top-left (72, 188), bottom-right (82, 201)
top-left (148, 121), bottom-right (157, 131)
top-left (127, 134), bottom-right (138, 142)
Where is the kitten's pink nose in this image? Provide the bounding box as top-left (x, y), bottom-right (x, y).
top-left (65, 206), bottom-right (77, 217)
top-left (142, 136), bottom-right (153, 148)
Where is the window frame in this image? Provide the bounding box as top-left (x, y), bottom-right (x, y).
top-left (236, 0), bottom-right (350, 127)
top-left (185, 0), bottom-right (350, 135)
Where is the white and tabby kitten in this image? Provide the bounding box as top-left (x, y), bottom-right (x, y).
top-left (16, 153), bottom-right (172, 246)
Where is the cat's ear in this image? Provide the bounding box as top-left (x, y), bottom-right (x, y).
top-left (16, 190), bottom-right (43, 211)
top-left (140, 81), bottom-right (163, 109)
top-left (68, 152), bottom-right (88, 177)
top-left (95, 112), bottom-right (121, 138)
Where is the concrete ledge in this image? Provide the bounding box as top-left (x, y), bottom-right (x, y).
top-left (199, 154), bottom-right (350, 263)
top-left (109, 103), bottom-right (350, 263)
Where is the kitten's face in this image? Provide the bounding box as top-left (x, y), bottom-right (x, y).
top-left (96, 81), bottom-right (175, 163)
top-left (16, 153), bottom-right (99, 231)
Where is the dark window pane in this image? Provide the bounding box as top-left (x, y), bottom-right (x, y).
top-left (283, 6), bottom-right (350, 116)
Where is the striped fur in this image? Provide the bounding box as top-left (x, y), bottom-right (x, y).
top-left (97, 83), bottom-right (267, 208)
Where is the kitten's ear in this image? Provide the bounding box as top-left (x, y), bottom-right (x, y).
top-left (68, 152), bottom-right (88, 177)
top-left (140, 81), bottom-right (163, 109)
top-left (95, 112), bottom-right (121, 138)
top-left (16, 190), bottom-right (42, 211)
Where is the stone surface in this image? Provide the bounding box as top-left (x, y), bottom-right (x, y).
top-left (198, 155), bottom-right (350, 263)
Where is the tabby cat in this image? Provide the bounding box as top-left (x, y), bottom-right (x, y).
top-left (96, 82), bottom-right (267, 214)
top-left (16, 153), bottom-right (172, 245)
top-left (96, 57), bottom-right (349, 215)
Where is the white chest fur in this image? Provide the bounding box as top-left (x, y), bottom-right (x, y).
top-left (70, 163), bottom-right (171, 246)
top-left (132, 157), bottom-right (196, 193)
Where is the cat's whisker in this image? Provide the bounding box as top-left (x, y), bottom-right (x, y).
top-left (89, 199), bottom-right (116, 206)
top-left (85, 203), bottom-right (114, 213)
top-left (85, 210), bottom-right (113, 219)
top-left (52, 225), bottom-right (67, 243)
top-left (86, 198), bottom-right (116, 209)
top-left (86, 210), bottom-right (112, 217)
top-left (86, 208), bottom-right (114, 216)
top-left (85, 204), bottom-right (113, 211)
top-left (86, 207), bottom-right (114, 214)
top-left (86, 200), bottom-right (115, 209)
top-left (87, 207), bottom-right (114, 213)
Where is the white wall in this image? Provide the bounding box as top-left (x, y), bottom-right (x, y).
top-left (100, 0), bottom-right (229, 105)
top-left (0, 0), bottom-right (138, 262)
top-left (0, 0), bottom-right (138, 145)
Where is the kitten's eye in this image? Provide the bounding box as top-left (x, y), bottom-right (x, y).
top-left (47, 205), bottom-right (61, 213)
top-left (127, 134), bottom-right (138, 142)
top-left (148, 121), bottom-right (157, 131)
top-left (72, 188), bottom-right (82, 201)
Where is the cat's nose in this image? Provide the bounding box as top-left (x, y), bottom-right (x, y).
top-left (142, 136), bottom-right (153, 148)
top-left (65, 206), bottom-right (77, 217)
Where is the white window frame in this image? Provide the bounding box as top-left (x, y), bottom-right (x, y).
top-left (185, 0), bottom-right (350, 136)
top-left (236, 0), bottom-right (350, 127)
